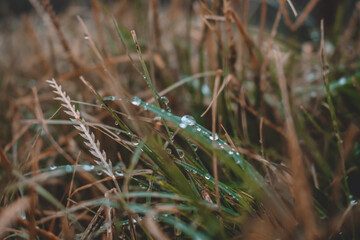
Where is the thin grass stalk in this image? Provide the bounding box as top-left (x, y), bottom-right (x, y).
top-left (91, 0), bottom-right (109, 59)
top-left (223, 0), bottom-right (237, 76)
top-left (286, 0), bottom-right (298, 17)
top-left (336, 3), bottom-right (360, 60)
top-left (320, 20), bottom-right (350, 203)
top-left (77, 17), bottom-right (134, 128)
top-left (79, 76), bottom-right (131, 133)
top-left (284, 0), bottom-right (320, 31)
top-left (227, 10), bottom-right (258, 71)
top-left (211, 70), bottom-right (222, 212)
top-left (66, 153), bottom-right (80, 209)
top-left (201, 74), bottom-right (231, 117)
top-left (40, 0), bottom-right (80, 69)
top-left (240, 87), bottom-right (250, 142)
top-left (105, 189), bottom-right (116, 240)
top-left (243, 0), bottom-right (249, 32)
top-left (130, 30), bottom-right (172, 138)
top-left (23, 15), bottom-right (48, 73)
top-left (259, 0), bottom-right (286, 110)
top-left (150, 0), bottom-right (162, 47)
top-left (273, 49), bottom-right (318, 239)
top-left (231, 93), bottom-right (286, 137)
top-left (258, 0), bottom-right (268, 49)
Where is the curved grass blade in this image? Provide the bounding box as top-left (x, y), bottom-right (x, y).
top-left (130, 98), bottom-right (266, 194)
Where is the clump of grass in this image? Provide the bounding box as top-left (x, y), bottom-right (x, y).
top-left (1, 0), bottom-right (360, 239)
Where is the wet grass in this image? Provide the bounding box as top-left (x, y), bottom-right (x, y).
top-left (1, 0), bottom-right (360, 239)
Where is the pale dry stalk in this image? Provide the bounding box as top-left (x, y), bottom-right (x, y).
top-left (46, 79), bottom-right (120, 192)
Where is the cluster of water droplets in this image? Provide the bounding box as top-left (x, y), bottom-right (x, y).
top-left (129, 98), bottom-right (244, 167)
top-left (178, 114), bottom-right (244, 166)
top-left (47, 163), bottom-right (127, 177)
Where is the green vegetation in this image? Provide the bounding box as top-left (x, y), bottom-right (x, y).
top-left (0, 0), bottom-right (359, 239)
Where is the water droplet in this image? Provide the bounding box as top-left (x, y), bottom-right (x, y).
top-left (196, 127), bottom-right (201, 132)
top-left (83, 165), bottom-right (94, 171)
top-left (338, 77), bottom-right (346, 85)
top-left (115, 162), bottom-right (125, 169)
top-left (116, 130), bottom-right (121, 135)
top-left (177, 149), bottom-right (184, 158)
top-left (191, 144), bottom-right (198, 151)
top-left (84, 34), bottom-right (89, 40)
top-left (131, 97), bottom-right (141, 106)
top-left (166, 148), bottom-right (172, 154)
top-left (350, 199), bottom-right (358, 205)
top-left (310, 30), bottom-right (319, 41)
top-left (50, 165), bottom-right (57, 170)
top-left (20, 212), bottom-right (26, 220)
top-left (105, 96), bottom-right (116, 101)
top-left (160, 96), bottom-right (169, 105)
top-left (115, 121), bottom-right (119, 126)
top-left (181, 115), bottom-right (196, 126)
top-left (131, 136), bottom-right (140, 146)
top-left (40, 129), bottom-right (46, 136)
top-left (209, 133), bottom-right (219, 141)
top-left (192, 79), bottom-right (200, 88)
top-left (325, 41), bottom-right (334, 54)
top-left (306, 72), bottom-right (316, 82)
top-left (154, 116), bottom-right (161, 121)
top-left (143, 103), bottom-right (149, 110)
top-left (65, 165), bottom-right (72, 173)
top-left (204, 174), bottom-right (211, 180)
top-left (201, 84), bottom-right (211, 96)
top-left (179, 123), bottom-right (187, 128)
top-left (96, 171), bottom-right (103, 176)
top-left (115, 171), bottom-right (124, 176)
top-left (235, 152), bottom-right (240, 156)
top-left (228, 151), bottom-right (234, 155)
